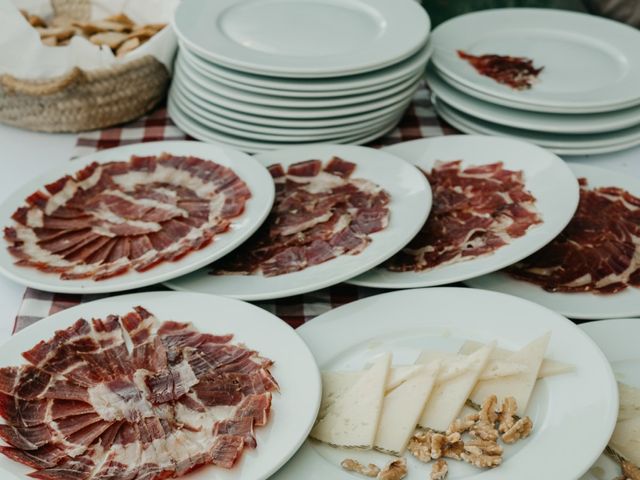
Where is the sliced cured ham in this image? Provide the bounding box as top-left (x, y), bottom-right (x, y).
top-left (212, 157), bottom-right (390, 277)
top-left (4, 153), bottom-right (251, 281)
top-left (457, 50), bottom-right (544, 90)
top-left (386, 160), bottom-right (541, 272)
top-left (509, 178), bottom-right (640, 294)
top-left (0, 306), bottom-right (277, 479)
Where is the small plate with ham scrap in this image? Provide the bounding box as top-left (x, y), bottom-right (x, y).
top-left (467, 164), bottom-right (640, 320)
top-left (0, 291), bottom-right (321, 480)
top-left (166, 144), bottom-right (432, 300)
top-left (350, 135), bottom-right (579, 289)
top-left (0, 141), bottom-right (275, 294)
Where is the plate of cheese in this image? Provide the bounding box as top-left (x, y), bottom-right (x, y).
top-left (271, 287), bottom-right (617, 480)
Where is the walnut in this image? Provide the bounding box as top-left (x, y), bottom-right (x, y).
top-left (497, 396), bottom-right (518, 434)
top-left (431, 459), bottom-right (448, 480)
top-left (407, 430), bottom-right (433, 462)
top-left (377, 458), bottom-right (408, 480)
top-left (447, 413), bottom-right (479, 435)
top-left (443, 439), bottom-right (465, 460)
top-left (407, 431), bottom-right (463, 462)
top-left (469, 419), bottom-right (499, 441)
top-left (621, 459), bottom-right (640, 480)
top-left (479, 395), bottom-right (499, 424)
top-left (502, 417), bottom-right (533, 444)
top-left (340, 459), bottom-right (380, 477)
top-left (461, 438), bottom-right (503, 468)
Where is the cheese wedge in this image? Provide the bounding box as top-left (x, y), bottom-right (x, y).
top-left (609, 416), bottom-right (640, 466)
top-left (310, 353), bottom-right (390, 448)
top-left (319, 365), bottom-right (421, 416)
top-left (460, 340), bottom-right (574, 379)
top-left (374, 361), bottom-right (441, 455)
top-left (417, 343), bottom-right (494, 432)
top-left (469, 333), bottom-right (550, 416)
top-left (618, 382), bottom-right (640, 422)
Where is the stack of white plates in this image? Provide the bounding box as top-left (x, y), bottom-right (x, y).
top-left (169, 0), bottom-right (431, 153)
top-left (427, 9), bottom-right (640, 155)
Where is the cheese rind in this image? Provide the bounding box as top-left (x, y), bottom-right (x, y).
top-left (417, 343), bottom-right (495, 432)
top-left (469, 333), bottom-right (550, 416)
top-left (610, 416), bottom-right (640, 466)
top-left (310, 353), bottom-right (391, 448)
top-left (374, 361), bottom-right (441, 455)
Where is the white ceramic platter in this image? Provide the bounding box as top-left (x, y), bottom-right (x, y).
top-left (180, 45), bottom-right (429, 98)
top-left (171, 84), bottom-right (403, 139)
top-left (166, 145), bottom-right (432, 300)
top-left (173, 0), bottom-right (430, 77)
top-left (426, 65), bottom-right (640, 134)
top-left (173, 66), bottom-right (421, 120)
top-left (168, 97), bottom-right (404, 154)
top-left (349, 135), bottom-right (579, 289)
top-left (176, 55), bottom-right (423, 109)
top-left (431, 9), bottom-right (640, 112)
top-left (0, 141), bottom-right (275, 294)
top-left (0, 291), bottom-right (321, 480)
top-left (434, 98), bottom-right (640, 155)
top-left (169, 79), bottom-right (413, 130)
top-left (580, 318), bottom-right (640, 480)
top-left (271, 287), bottom-right (617, 480)
top-left (434, 99), bottom-right (640, 149)
top-left (467, 164), bottom-right (640, 320)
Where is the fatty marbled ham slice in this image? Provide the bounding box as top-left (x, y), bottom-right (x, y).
top-left (387, 160), bottom-right (541, 272)
top-left (4, 153), bottom-right (251, 281)
top-left (211, 157), bottom-right (390, 277)
top-left (0, 307), bottom-right (278, 479)
top-left (509, 178), bottom-right (640, 294)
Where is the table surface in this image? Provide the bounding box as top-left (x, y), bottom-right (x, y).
top-left (1, 122), bottom-right (639, 341)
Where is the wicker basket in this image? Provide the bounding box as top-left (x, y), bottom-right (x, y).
top-left (0, 0), bottom-right (171, 133)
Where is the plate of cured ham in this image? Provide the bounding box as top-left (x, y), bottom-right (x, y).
top-left (271, 287), bottom-right (617, 480)
top-left (0, 291), bottom-right (321, 480)
top-left (166, 145), bottom-right (432, 300)
top-left (467, 164), bottom-right (640, 319)
top-left (0, 141), bottom-right (275, 294)
top-left (349, 135), bottom-right (579, 289)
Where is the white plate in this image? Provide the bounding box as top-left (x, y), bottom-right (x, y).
top-left (168, 97), bottom-right (405, 154)
top-left (0, 141), bottom-right (275, 294)
top-left (173, 66), bottom-right (421, 120)
top-left (173, 0), bottom-right (430, 77)
top-left (426, 65), bottom-right (640, 134)
top-left (431, 9), bottom-right (640, 112)
top-left (180, 46), bottom-right (427, 98)
top-left (166, 145), bottom-right (432, 300)
top-left (271, 287), bottom-right (617, 480)
top-left (435, 98), bottom-right (640, 156)
top-left (176, 55), bottom-right (423, 109)
top-left (434, 99), bottom-right (640, 149)
top-left (467, 164), bottom-right (640, 320)
top-left (171, 84), bottom-right (403, 139)
top-left (0, 291), bottom-right (321, 480)
top-left (169, 79), bottom-right (412, 130)
top-left (580, 318), bottom-right (640, 480)
top-left (349, 135), bottom-right (579, 289)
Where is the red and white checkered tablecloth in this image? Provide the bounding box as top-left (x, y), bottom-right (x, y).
top-left (13, 81), bottom-right (457, 334)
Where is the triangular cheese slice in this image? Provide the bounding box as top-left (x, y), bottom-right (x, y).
top-left (469, 333), bottom-right (550, 416)
top-left (610, 416), bottom-right (640, 466)
top-left (374, 361), bottom-right (441, 455)
top-left (460, 340), bottom-right (574, 379)
top-left (310, 353), bottom-right (390, 448)
top-left (417, 343), bottom-right (494, 432)
top-left (618, 382), bottom-right (640, 422)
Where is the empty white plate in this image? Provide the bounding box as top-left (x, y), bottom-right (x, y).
top-left (173, 0), bottom-right (430, 77)
top-left (426, 65), bottom-right (640, 134)
top-left (431, 9), bottom-right (640, 112)
top-left (467, 164), bottom-right (640, 320)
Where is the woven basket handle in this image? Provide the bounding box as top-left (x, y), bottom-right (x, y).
top-left (0, 68), bottom-right (84, 95)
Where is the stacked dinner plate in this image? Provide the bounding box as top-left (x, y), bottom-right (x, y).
top-left (168, 0), bottom-right (432, 153)
top-left (427, 8), bottom-right (640, 155)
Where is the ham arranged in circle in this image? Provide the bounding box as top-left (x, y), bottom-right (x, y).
top-left (211, 157), bottom-right (391, 277)
top-left (386, 160), bottom-right (541, 272)
top-left (0, 306), bottom-right (277, 478)
top-left (509, 178), bottom-right (640, 294)
top-left (3, 153), bottom-right (251, 281)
